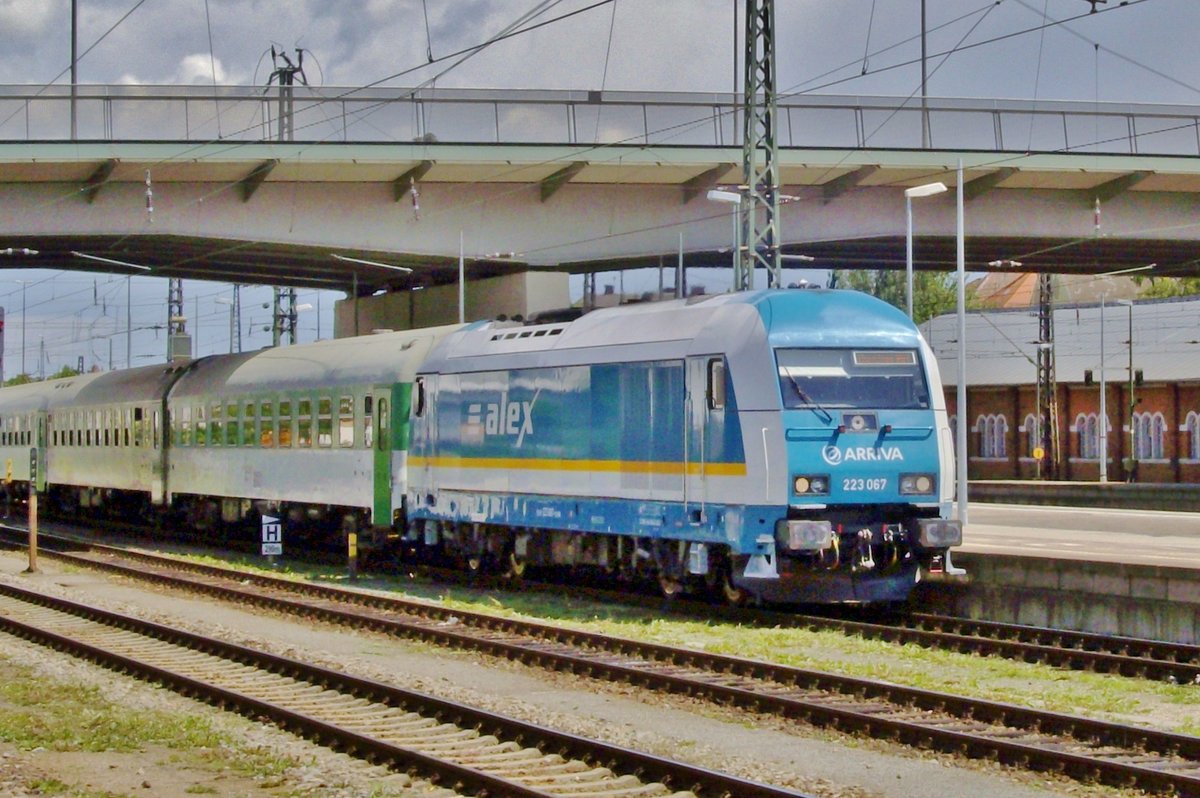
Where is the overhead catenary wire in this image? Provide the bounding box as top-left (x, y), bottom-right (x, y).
top-left (3, 0), bottom-right (1190, 362)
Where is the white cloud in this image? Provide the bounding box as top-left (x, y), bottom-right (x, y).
top-left (0, 0), bottom-right (55, 36)
top-left (177, 53), bottom-right (228, 85)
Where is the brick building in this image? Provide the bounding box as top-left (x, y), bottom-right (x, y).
top-left (921, 296), bottom-right (1200, 484)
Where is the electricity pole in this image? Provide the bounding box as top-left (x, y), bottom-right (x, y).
top-left (272, 287), bottom-right (297, 347)
top-left (1036, 273), bottom-right (1060, 479)
top-left (739, 0), bottom-right (781, 291)
top-left (267, 48), bottom-right (306, 142)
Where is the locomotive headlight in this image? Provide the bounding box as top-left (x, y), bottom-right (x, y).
top-left (793, 475), bottom-right (830, 495)
top-left (899, 473), bottom-right (936, 495)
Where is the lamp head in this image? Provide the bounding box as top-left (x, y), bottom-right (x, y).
top-left (904, 182), bottom-right (948, 199)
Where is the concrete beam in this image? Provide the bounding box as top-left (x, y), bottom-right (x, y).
top-left (81, 159), bottom-right (117, 204)
top-left (822, 165), bottom-right (878, 203)
top-left (393, 160), bottom-right (434, 202)
top-left (681, 163), bottom-right (736, 204)
top-left (540, 161), bottom-right (587, 202)
top-left (1090, 170), bottom-right (1153, 204)
top-left (964, 167), bottom-right (1017, 201)
top-left (239, 160), bottom-right (278, 202)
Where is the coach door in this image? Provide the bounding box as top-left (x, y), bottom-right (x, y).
top-left (371, 385), bottom-right (393, 526)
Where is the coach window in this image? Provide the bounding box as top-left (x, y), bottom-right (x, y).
top-left (707, 358), bottom-right (727, 410)
top-left (180, 406), bottom-right (192, 446)
top-left (152, 409), bottom-right (160, 449)
top-left (242, 401), bottom-right (257, 446)
top-left (133, 408), bottom-right (143, 447)
top-left (338, 396), bottom-right (354, 447)
top-left (377, 398), bottom-right (389, 451)
top-left (260, 400), bottom-right (275, 447)
top-left (363, 396), bottom-right (374, 449)
top-left (196, 406), bottom-right (207, 446)
top-left (278, 400), bottom-right (292, 447)
top-left (317, 398), bottom-right (333, 447)
top-left (209, 403), bottom-right (222, 446)
top-left (297, 399), bottom-right (313, 447)
top-left (103, 411), bottom-right (110, 447)
top-left (225, 402), bottom-right (238, 446)
top-left (124, 408), bottom-right (131, 446)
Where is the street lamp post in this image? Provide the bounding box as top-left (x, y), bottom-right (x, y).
top-left (904, 182), bottom-right (947, 319)
top-left (707, 189), bottom-right (744, 289)
top-left (955, 161), bottom-right (967, 528)
top-left (1117, 299), bottom-right (1136, 482)
top-left (1099, 296), bottom-right (1108, 483)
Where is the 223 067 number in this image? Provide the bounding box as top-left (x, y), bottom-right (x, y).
top-left (842, 477), bottom-right (887, 491)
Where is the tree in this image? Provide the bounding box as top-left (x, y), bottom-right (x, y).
top-left (48, 365), bottom-right (81, 380)
top-left (1135, 276), bottom-right (1200, 299)
top-left (831, 269), bottom-right (965, 324)
top-left (2, 365), bottom-right (80, 387)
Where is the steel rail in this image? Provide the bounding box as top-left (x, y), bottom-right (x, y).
top-left (8, 524), bottom-right (1198, 682)
top-left (6, 529), bottom-right (1200, 795)
top-left (0, 581), bottom-right (810, 798)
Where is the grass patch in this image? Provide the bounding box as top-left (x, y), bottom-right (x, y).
top-left (26, 778), bottom-right (129, 798)
top-left (0, 653), bottom-right (302, 782)
top-left (140, 547), bottom-right (1200, 735)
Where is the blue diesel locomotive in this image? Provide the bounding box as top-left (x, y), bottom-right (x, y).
top-left (406, 289), bottom-right (961, 604)
top-left (0, 288), bottom-right (960, 605)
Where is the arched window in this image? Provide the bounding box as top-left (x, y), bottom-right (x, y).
top-left (1075, 412), bottom-right (1107, 460)
top-left (1133, 411), bottom-right (1166, 460)
top-left (1023, 413), bottom-right (1040, 457)
top-left (975, 414), bottom-right (1008, 458)
top-left (1187, 411), bottom-right (1200, 460)
top-left (992, 414), bottom-right (1008, 458)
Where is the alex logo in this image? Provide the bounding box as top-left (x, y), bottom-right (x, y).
top-left (821, 445), bottom-right (904, 466)
top-left (466, 396), bottom-right (533, 444)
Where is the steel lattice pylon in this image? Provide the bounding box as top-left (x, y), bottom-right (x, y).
top-left (167, 277), bottom-right (190, 362)
top-left (739, 0), bottom-right (781, 291)
top-left (1036, 272), bottom-right (1061, 479)
top-left (272, 287), bottom-right (297, 347)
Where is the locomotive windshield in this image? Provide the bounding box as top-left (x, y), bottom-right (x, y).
top-left (776, 348), bottom-right (930, 410)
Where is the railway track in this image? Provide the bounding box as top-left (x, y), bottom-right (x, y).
top-left (0, 580), bottom-right (806, 798)
top-left (21, 518), bottom-right (1200, 685)
top-left (6, 527), bottom-right (1200, 796)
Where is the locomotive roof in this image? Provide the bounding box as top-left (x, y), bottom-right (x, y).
top-left (417, 289), bottom-right (926, 414)
top-left (423, 289), bottom-right (924, 372)
top-left (168, 323), bottom-right (463, 399)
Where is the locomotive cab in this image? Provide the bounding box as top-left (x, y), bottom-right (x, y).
top-left (732, 333), bottom-right (962, 603)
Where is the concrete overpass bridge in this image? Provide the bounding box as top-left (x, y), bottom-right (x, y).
top-left (3, 84), bottom-right (1200, 300)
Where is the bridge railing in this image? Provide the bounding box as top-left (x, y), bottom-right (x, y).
top-left (2, 85), bottom-right (1199, 156)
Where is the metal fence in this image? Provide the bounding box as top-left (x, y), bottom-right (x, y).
top-left (2, 84), bottom-right (1199, 156)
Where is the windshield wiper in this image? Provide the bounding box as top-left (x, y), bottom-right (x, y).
top-left (784, 372), bottom-right (833, 424)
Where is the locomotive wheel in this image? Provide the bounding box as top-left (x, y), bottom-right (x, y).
top-left (504, 549), bottom-right (527, 582)
top-left (719, 568), bottom-right (747, 607)
top-left (713, 551), bottom-right (747, 607)
top-left (652, 540), bottom-right (685, 599)
top-left (658, 572), bottom-right (685, 599)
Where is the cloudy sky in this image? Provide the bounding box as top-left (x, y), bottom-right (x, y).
top-left (0, 0), bottom-right (1196, 103)
top-left (1, 0), bottom-right (1198, 373)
